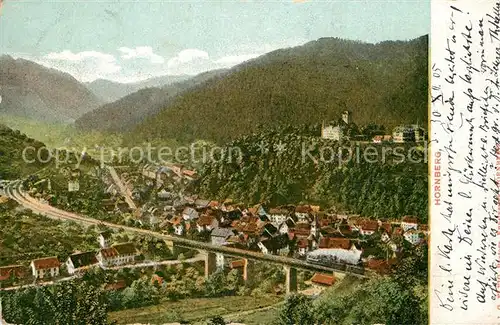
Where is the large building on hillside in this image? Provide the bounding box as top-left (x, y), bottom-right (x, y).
top-left (392, 124), bottom-right (426, 143)
top-left (321, 110), bottom-right (352, 141)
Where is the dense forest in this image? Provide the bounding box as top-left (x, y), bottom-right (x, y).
top-left (195, 128), bottom-right (428, 221)
top-left (127, 35), bottom-right (427, 144)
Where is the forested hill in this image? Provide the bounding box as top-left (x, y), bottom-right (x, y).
top-left (131, 35), bottom-right (428, 144)
top-left (0, 125), bottom-right (51, 179)
top-left (75, 69), bottom-right (228, 133)
top-left (0, 125), bottom-right (97, 180)
top-left (194, 129), bottom-right (428, 221)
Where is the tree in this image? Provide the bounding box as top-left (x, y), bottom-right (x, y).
top-left (276, 294), bottom-right (315, 325)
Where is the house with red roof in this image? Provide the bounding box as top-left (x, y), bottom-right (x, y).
top-left (401, 216), bottom-right (419, 231)
top-left (30, 257), bottom-right (61, 279)
top-left (310, 273), bottom-right (336, 288)
top-left (318, 237), bottom-right (352, 250)
top-left (96, 243), bottom-right (137, 267)
top-left (196, 214), bottom-right (219, 232)
top-left (0, 265), bottom-right (26, 282)
top-left (358, 220), bottom-right (379, 236)
top-left (297, 238), bottom-right (309, 256)
top-left (230, 259), bottom-right (246, 269)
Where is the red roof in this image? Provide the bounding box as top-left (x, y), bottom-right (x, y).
top-left (31, 257), bottom-right (60, 270)
top-left (151, 274), bottom-right (164, 286)
top-left (393, 227), bottom-right (403, 235)
top-left (311, 273), bottom-right (336, 286)
top-left (230, 259), bottom-right (246, 268)
top-left (209, 201), bottom-right (220, 208)
top-left (380, 223), bottom-right (392, 233)
top-left (297, 238), bottom-right (309, 248)
top-left (100, 247), bottom-right (118, 259)
top-left (183, 169), bottom-right (196, 177)
top-left (319, 237), bottom-right (351, 249)
top-left (294, 228), bottom-right (310, 237)
top-left (295, 205), bottom-right (311, 213)
top-left (197, 214), bottom-right (215, 227)
top-left (0, 265), bottom-right (26, 281)
top-left (402, 216), bottom-right (418, 223)
top-left (269, 208), bottom-right (289, 215)
top-left (169, 216), bottom-right (183, 225)
top-left (365, 258), bottom-right (397, 274)
top-left (360, 221), bottom-right (379, 231)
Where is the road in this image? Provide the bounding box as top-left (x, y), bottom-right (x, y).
top-left (4, 181), bottom-right (366, 277)
top-left (0, 275), bottom-right (76, 292)
top-left (106, 165), bottom-right (137, 210)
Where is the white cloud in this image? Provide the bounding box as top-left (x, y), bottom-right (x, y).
top-left (11, 40), bottom-right (307, 83)
top-left (46, 50), bottom-right (115, 62)
top-left (214, 53), bottom-right (260, 66)
top-left (34, 50), bottom-right (121, 82)
top-left (166, 49), bottom-right (212, 75)
top-left (118, 46), bottom-right (165, 64)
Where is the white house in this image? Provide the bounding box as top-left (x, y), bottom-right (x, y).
top-left (279, 217), bottom-right (296, 235)
top-left (321, 124), bottom-right (344, 141)
top-left (403, 229), bottom-right (423, 245)
top-left (96, 243), bottom-right (137, 267)
top-left (173, 222), bottom-right (186, 235)
top-left (216, 253), bottom-right (225, 270)
top-left (358, 221), bottom-right (378, 236)
top-left (297, 238), bottom-right (309, 257)
top-left (66, 251), bottom-right (98, 275)
top-left (30, 257), bottom-right (60, 279)
top-left (268, 208), bottom-right (289, 225)
top-left (401, 216), bottom-right (419, 231)
top-left (98, 231), bottom-right (112, 248)
top-left (381, 231), bottom-right (391, 243)
top-left (294, 205), bottom-right (311, 222)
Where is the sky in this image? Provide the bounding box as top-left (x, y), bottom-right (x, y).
top-left (0, 0), bottom-right (430, 83)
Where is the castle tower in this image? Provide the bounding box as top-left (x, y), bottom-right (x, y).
top-left (342, 110), bottom-right (352, 124)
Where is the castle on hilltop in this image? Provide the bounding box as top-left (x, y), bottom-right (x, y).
top-left (321, 110), bottom-right (352, 141)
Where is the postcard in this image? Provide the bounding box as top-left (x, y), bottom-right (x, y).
top-left (430, 0), bottom-right (500, 324)
top-left (0, 0), bottom-right (465, 324)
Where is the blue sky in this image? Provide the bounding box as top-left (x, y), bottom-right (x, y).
top-left (0, 0), bottom-right (430, 83)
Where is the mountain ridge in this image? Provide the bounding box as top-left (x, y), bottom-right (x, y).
top-left (75, 69), bottom-right (229, 132)
top-left (85, 74), bottom-right (192, 103)
top-left (0, 55), bottom-right (102, 123)
top-left (128, 35), bottom-right (428, 144)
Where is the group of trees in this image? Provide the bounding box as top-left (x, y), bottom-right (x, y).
top-left (1, 279), bottom-right (110, 324)
top-left (196, 130), bottom-right (428, 222)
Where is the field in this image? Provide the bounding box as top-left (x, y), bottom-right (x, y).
top-left (108, 295), bottom-right (282, 324)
